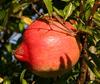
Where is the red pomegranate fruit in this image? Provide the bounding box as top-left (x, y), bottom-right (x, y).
top-left (14, 17), bottom-right (81, 77)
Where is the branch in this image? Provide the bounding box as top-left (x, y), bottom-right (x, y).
top-left (87, 0), bottom-right (100, 26)
top-left (77, 34), bottom-right (88, 84)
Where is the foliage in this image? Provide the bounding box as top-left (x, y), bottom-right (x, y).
top-left (0, 0), bottom-right (100, 84)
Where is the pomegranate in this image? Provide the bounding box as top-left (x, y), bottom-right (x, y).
top-left (14, 17), bottom-right (81, 77)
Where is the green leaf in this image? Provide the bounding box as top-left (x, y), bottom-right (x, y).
top-left (5, 44), bottom-right (12, 53)
top-left (85, 6), bottom-right (91, 21)
top-left (61, 0), bottom-right (70, 2)
top-left (96, 50), bottom-right (100, 55)
top-left (78, 25), bottom-right (93, 35)
top-left (22, 79), bottom-right (28, 84)
top-left (84, 57), bottom-right (100, 78)
top-left (19, 20), bottom-right (25, 32)
top-left (20, 69), bottom-right (26, 82)
top-left (0, 9), bottom-right (6, 20)
top-left (93, 12), bottom-right (100, 26)
top-left (93, 19), bottom-right (100, 26)
top-left (87, 50), bottom-right (100, 68)
top-left (3, 77), bottom-right (11, 84)
top-left (63, 3), bottom-right (73, 20)
top-left (93, 29), bottom-right (100, 41)
top-left (53, 7), bottom-right (64, 17)
top-left (96, 40), bottom-right (100, 50)
top-left (12, 3), bottom-right (21, 13)
top-left (21, 3), bottom-right (30, 10)
top-left (43, 0), bottom-right (53, 16)
top-left (85, 0), bottom-right (95, 7)
top-left (2, 9), bottom-right (9, 27)
top-left (87, 35), bottom-right (95, 46)
top-left (13, 3), bottom-right (30, 13)
top-left (96, 40), bottom-right (100, 55)
top-left (94, 12), bottom-right (100, 21)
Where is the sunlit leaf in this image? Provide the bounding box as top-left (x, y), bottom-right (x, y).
top-left (93, 19), bottom-right (100, 26)
top-left (19, 20), bottom-right (25, 32)
top-left (93, 12), bottom-right (100, 26)
top-left (22, 79), bottom-right (28, 84)
top-left (13, 3), bottom-right (30, 13)
top-left (85, 0), bottom-right (95, 7)
top-left (61, 0), bottom-right (70, 2)
top-left (84, 57), bottom-right (100, 79)
top-left (20, 69), bottom-right (26, 82)
top-left (63, 3), bottom-right (74, 20)
top-left (21, 16), bottom-right (33, 25)
top-left (78, 25), bottom-right (93, 35)
top-left (3, 77), bottom-right (11, 84)
top-left (85, 6), bottom-right (91, 20)
top-left (43, 0), bottom-right (53, 16)
top-left (94, 12), bottom-right (100, 22)
top-left (53, 7), bottom-right (64, 17)
top-left (21, 3), bottom-right (30, 10)
top-left (12, 3), bottom-right (21, 13)
top-left (73, 0), bottom-right (80, 7)
top-left (5, 44), bottom-right (12, 53)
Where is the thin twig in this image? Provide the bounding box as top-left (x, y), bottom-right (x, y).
top-left (77, 54), bottom-right (88, 84)
top-left (87, 0), bottom-right (100, 26)
top-left (79, 0), bottom-right (84, 17)
top-left (52, 12), bottom-right (76, 36)
top-left (31, 3), bottom-right (43, 16)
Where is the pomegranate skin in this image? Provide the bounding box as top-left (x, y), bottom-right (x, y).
top-left (15, 18), bottom-right (81, 77)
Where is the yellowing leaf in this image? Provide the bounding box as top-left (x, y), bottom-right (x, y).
top-left (21, 16), bottom-right (33, 25)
